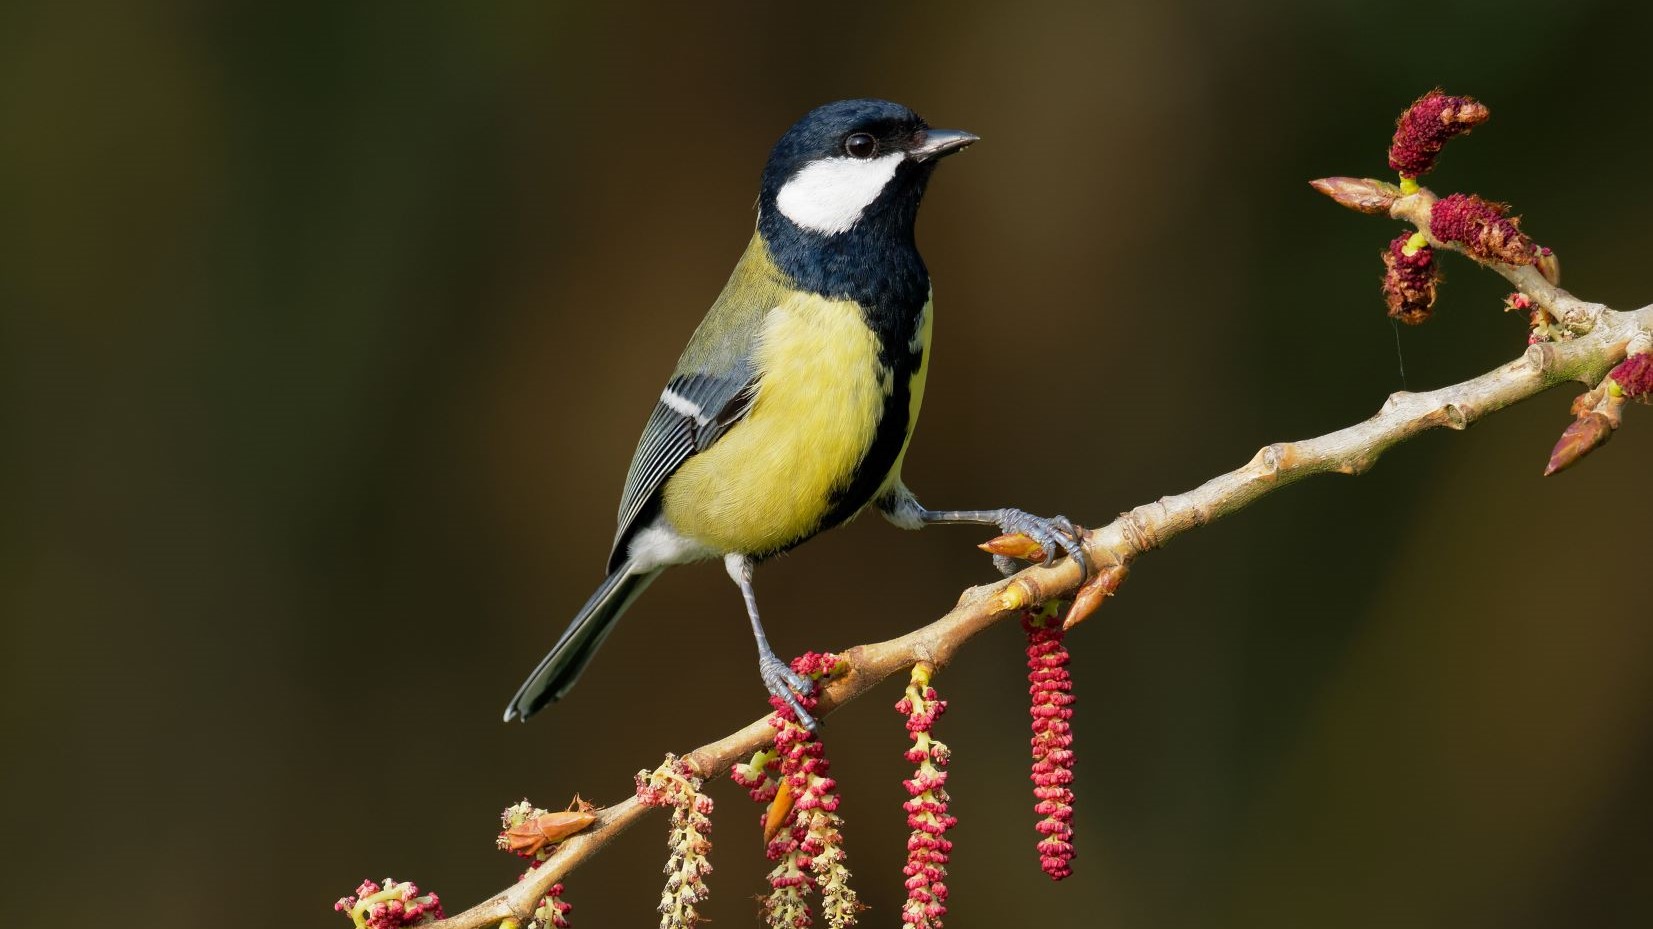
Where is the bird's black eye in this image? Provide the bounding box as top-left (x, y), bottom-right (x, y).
top-left (844, 132), bottom-right (878, 159)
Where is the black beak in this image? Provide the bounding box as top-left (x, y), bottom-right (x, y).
top-left (910, 128), bottom-right (979, 163)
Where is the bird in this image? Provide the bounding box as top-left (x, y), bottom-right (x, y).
top-left (503, 98), bottom-right (1087, 728)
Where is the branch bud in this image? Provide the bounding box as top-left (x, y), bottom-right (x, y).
top-left (1388, 89), bottom-right (1489, 179)
top-left (763, 779), bottom-right (794, 844)
top-left (499, 799), bottom-right (598, 861)
top-left (501, 812), bottom-right (598, 858)
top-left (1062, 564), bottom-right (1129, 631)
top-left (1568, 378), bottom-right (1618, 417)
top-left (1535, 246), bottom-right (1561, 285)
top-left (1544, 411), bottom-right (1614, 476)
top-left (978, 533), bottom-right (1046, 562)
top-left (992, 581), bottom-right (1031, 613)
top-left (1308, 177), bottom-right (1402, 215)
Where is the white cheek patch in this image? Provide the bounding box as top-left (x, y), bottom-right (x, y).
top-left (775, 151), bottom-right (906, 235)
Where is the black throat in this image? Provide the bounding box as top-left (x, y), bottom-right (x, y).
top-left (756, 163), bottom-right (934, 347)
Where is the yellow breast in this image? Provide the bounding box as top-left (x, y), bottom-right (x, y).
top-left (661, 291), bottom-right (890, 554)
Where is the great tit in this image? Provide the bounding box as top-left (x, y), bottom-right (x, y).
top-left (504, 99), bottom-right (1087, 728)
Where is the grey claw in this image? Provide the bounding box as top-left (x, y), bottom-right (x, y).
top-left (1050, 514), bottom-right (1091, 580)
top-left (999, 508), bottom-right (1090, 579)
top-left (992, 554), bottom-right (1019, 577)
top-left (760, 656), bottom-right (818, 730)
top-left (780, 688), bottom-right (818, 730)
top-left (784, 666), bottom-right (815, 696)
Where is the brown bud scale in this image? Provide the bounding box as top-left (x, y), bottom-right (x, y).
top-left (502, 811), bottom-right (597, 857)
top-left (763, 777), bottom-right (794, 844)
top-left (1063, 564), bottom-right (1129, 631)
top-left (1309, 177), bottom-right (1402, 215)
top-left (979, 533), bottom-right (1047, 562)
top-left (1536, 247), bottom-right (1561, 285)
top-left (1544, 411), bottom-right (1614, 476)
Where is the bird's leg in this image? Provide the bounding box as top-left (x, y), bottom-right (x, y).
top-left (878, 488), bottom-right (1091, 578)
top-left (724, 553), bottom-right (817, 730)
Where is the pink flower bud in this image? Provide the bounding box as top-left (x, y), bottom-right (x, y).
top-left (332, 878), bottom-right (444, 928)
top-left (731, 748), bottom-right (782, 804)
top-left (531, 884), bottom-right (573, 929)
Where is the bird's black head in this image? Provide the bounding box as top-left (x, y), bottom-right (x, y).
top-left (756, 99), bottom-right (977, 307)
top-left (758, 99), bottom-right (976, 240)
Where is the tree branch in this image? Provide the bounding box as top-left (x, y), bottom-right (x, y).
top-left (399, 91), bottom-right (1653, 927)
top-left (1388, 188), bottom-right (1608, 332)
top-left (418, 285), bottom-right (1652, 929)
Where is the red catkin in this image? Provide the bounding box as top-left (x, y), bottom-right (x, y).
top-left (1609, 352), bottom-right (1653, 398)
top-left (896, 665), bottom-right (955, 929)
top-left (1430, 193), bottom-right (1538, 266)
top-left (1388, 89), bottom-right (1489, 179)
top-left (745, 653), bottom-right (857, 929)
top-left (333, 879), bottom-right (444, 928)
top-left (1381, 233), bottom-right (1439, 325)
top-left (1024, 608), bottom-right (1076, 880)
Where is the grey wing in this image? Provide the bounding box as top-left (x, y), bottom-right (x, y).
top-left (607, 368), bottom-right (759, 571)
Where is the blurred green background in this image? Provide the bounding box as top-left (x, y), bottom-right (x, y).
top-left (4, 1), bottom-right (1651, 926)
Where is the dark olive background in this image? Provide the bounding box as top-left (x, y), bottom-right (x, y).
top-left (5, 1), bottom-right (1652, 927)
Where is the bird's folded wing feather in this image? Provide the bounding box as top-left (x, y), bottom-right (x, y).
top-left (608, 363), bottom-right (760, 569)
top-left (606, 232), bottom-right (789, 570)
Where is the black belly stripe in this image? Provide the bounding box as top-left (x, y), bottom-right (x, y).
top-left (814, 340), bottom-right (922, 537)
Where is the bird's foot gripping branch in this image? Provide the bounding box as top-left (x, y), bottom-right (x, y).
top-left (331, 90), bottom-right (1652, 929)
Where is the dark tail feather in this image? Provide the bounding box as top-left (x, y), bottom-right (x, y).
top-left (502, 564), bottom-right (661, 722)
